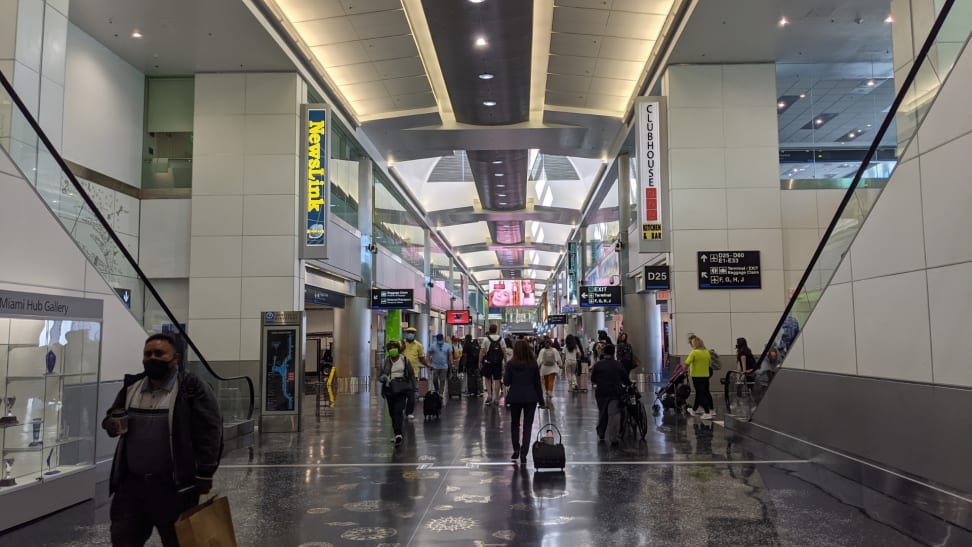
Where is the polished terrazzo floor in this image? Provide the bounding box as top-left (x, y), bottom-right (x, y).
top-left (0, 381), bottom-right (940, 546)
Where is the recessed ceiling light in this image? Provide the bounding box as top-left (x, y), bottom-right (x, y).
top-left (815, 118), bottom-right (823, 125)
top-left (799, 93), bottom-right (806, 98)
top-left (497, 194), bottom-right (507, 197)
top-left (848, 132), bottom-right (856, 138)
top-left (478, 72), bottom-right (494, 80)
top-left (778, 16), bottom-right (789, 27)
top-left (494, 173), bottom-right (504, 177)
top-left (491, 160), bottom-right (502, 164)
top-left (131, 29), bottom-right (143, 39)
top-left (778, 101), bottom-right (786, 108)
top-left (884, 15), bottom-right (894, 24)
top-left (482, 100), bottom-right (497, 107)
top-left (475, 36), bottom-right (487, 47)
top-left (866, 123), bottom-right (872, 127)
top-left (866, 79), bottom-right (876, 87)
top-left (496, 184), bottom-right (506, 188)
top-left (469, 0), bottom-right (486, 3)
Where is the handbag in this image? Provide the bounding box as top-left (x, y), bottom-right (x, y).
top-left (174, 496), bottom-right (238, 547)
top-left (389, 377), bottom-right (411, 395)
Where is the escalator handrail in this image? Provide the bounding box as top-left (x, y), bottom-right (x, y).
top-left (0, 70), bottom-right (255, 420)
top-left (755, 0), bottom-right (958, 390)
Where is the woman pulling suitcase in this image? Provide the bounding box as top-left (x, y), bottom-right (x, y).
top-left (503, 340), bottom-right (545, 465)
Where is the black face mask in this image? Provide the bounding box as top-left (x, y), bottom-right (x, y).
top-left (143, 358), bottom-right (174, 380)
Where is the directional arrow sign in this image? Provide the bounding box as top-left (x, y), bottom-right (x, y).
top-left (579, 285), bottom-right (622, 307)
top-left (697, 251), bottom-right (761, 290)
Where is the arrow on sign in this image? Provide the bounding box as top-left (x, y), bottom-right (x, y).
top-left (580, 293), bottom-right (588, 300)
top-left (701, 254), bottom-right (708, 262)
top-left (701, 272), bottom-right (708, 279)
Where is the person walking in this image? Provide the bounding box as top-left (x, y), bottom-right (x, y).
top-left (590, 344), bottom-right (631, 446)
top-left (563, 335), bottom-right (583, 392)
top-left (401, 327), bottom-right (427, 419)
top-left (102, 333), bottom-right (223, 547)
top-left (377, 340), bottom-right (417, 446)
top-left (426, 334), bottom-right (453, 394)
top-left (616, 332), bottom-right (638, 377)
top-left (479, 325), bottom-right (507, 406)
top-left (735, 337), bottom-right (757, 398)
top-left (503, 340), bottom-right (545, 464)
top-left (686, 335), bottom-right (715, 419)
top-left (536, 339), bottom-right (563, 406)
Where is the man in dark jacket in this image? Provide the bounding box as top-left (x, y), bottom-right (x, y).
top-left (590, 344), bottom-right (631, 446)
top-left (103, 333), bottom-right (223, 547)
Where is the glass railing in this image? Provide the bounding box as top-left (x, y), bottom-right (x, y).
top-left (0, 71), bottom-right (254, 425)
top-left (729, 0), bottom-right (970, 419)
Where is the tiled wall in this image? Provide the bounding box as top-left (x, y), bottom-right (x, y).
top-left (188, 73), bottom-right (303, 368)
top-left (663, 64), bottom-right (786, 356)
top-left (790, 38), bottom-right (972, 388)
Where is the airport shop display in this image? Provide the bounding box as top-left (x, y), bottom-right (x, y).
top-left (0, 289), bottom-right (103, 531)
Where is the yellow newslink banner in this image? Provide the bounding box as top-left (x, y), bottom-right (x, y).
top-left (300, 105), bottom-right (329, 259)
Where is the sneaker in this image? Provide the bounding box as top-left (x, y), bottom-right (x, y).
top-left (485, 398), bottom-right (493, 406)
top-left (701, 413), bottom-right (714, 420)
top-left (685, 408), bottom-right (697, 416)
top-left (394, 435), bottom-right (403, 445)
top-left (407, 414), bottom-right (415, 420)
top-left (519, 455), bottom-right (527, 465)
top-left (511, 450), bottom-right (519, 461)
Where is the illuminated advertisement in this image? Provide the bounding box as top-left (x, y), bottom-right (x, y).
top-left (584, 243), bottom-right (621, 287)
top-left (300, 104), bottom-right (329, 259)
top-left (487, 280), bottom-right (538, 308)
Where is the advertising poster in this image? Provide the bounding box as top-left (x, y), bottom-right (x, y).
top-left (636, 97), bottom-right (670, 253)
top-left (487, 280), bottom-right (538, 308)
top-left (300, 104), bottom-right (329, 259)
top-left (264, 328), bottom-right (297, 413)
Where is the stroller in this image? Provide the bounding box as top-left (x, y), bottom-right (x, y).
top-left (652, 364), bottom-right (691, 414)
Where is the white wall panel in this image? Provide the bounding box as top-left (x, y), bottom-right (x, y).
top-left (193, 154), bottom-right (245, 195)
top-left (669, 148), bottom-right (725, 189)
top-left (670, 189), bottom-right (727, 230)
top-left (927, 261), bottom-right (972, 387)
top-left (727, 229), bottom-right (784, 271)
top-left (919, 132), bottom-right (972, 268)
top-left (671, 229), bottom-right (727, 272)
top-left (63, 24), bottom-right (143, 186)
top-left (188, 277), bottom-right (242, 319)
top-left (727, 188), bottom-right (781, 229)
top-left (665, 65), bottom-right (722, 108)
top-left (724, 107), bottom-right (778, 148)
top-left (721, 64), bottom-right (776, 107)
top-left (801, 282), bottom-right (857, 375)
top-left (782, 229), bottom-right (820, 271)
top-left (188, 318), bottom-right (242, 361)
top-left (781, 191), bottom-right (818, 229)
top-left (724, 147), bottom-right (780, 188)
top-left (729, 312), bottom-right (780, 355)
top-left (244, 114), bottom-right (297, 155)
top-left (244, 73), bottom-right (299, 115)
top-left (850, 159), bottom-right (926, 280)
top-left (240, 277), bottom-right (299, 319)
top-left (193, 115), bottom-right (245, 156)
top-left (41, 5), bottom-right (67, 85)
top-left (729, 273), bottom-right (785, 313)
top-left (242, 236), bottom-right (297, 278)
top-left (914, 38), bottom-right (972, 153)
top-left (671, 271), bottom-right (730, 313)
top-left (194, 74), bottom-right (245, 115)
top-left (242, 195), bottom-right (296, 236)
top-left (672, 312), bottom-right (730, 356)
top-left (853, 271), bottom-right (933, 382)
top-left (244, 154), bottom-right (297, 195)
top-left (189, 236), bottom-right (243, 278)
top-left (239, 317), bottom-right (261, 361)
top-left (668, 107), bottom-right (724, 149)
top-left (192, 195), bottom-right (243, 236)
top-left (139, 199), bottom-right (191, 278)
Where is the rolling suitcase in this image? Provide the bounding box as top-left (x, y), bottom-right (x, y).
top-left (418, 377), bottom-right (429, 398)
top-left (466, 367), bottom-right (482, 395)
top-left (532, 413), bottom-right (566, 471)
top-left (423, 390), bottom-right (442, 421)
top-left (448, 369), bottom-right (463, 399)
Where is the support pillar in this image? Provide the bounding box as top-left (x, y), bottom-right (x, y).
top-left (419, 229), bottom-right (431, 347)
top-left (334, 158), bottom-right (374, 379)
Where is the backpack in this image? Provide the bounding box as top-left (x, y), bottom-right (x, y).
top-left (483, 337), bottom-right (504, 365)
top-left (541, 348), bottom-right (557, 367)
top-left (708, 349), bottom-right (722, 370)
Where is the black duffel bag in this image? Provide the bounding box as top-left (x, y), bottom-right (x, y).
top-left (532, 420), bottom-right (566, 471)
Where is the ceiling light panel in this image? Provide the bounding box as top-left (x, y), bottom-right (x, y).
top-left (545, 0), bottom-right (678, 118)
top-left (271, 0), bottom-right (437, 121)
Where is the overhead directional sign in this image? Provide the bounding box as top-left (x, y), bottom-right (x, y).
top-left (697, 251), bottom-right (761, 289)
top-left (643, 265), bottom-right (670, 290)
top-left (579, 285), bottom-right (623, 307)
top-left (370, 289), bottom-right (414, 309)
top-left (547, 314), bottom-right (568, 325)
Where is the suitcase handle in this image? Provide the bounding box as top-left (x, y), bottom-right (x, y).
top-left (536, 422), bottom-right (562, 444)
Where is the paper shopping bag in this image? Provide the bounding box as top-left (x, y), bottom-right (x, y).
top-left (174, 495), bottom-right (238, 547)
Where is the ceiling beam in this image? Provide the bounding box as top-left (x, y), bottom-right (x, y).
top-left (427, 205), bottom-right (581, 227)
top-left (468, 264), bottom-right (554, 273)
top-left (453, 242), bottom-right (564, 254)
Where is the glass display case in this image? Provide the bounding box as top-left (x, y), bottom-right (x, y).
top-left (0, 290), bottom-right (102, 530)
top-left (0, 316), bottom-right (101, 489)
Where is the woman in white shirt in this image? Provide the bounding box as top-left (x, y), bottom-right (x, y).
top-left (563, 334), bottom-right (583, 392)
top-left (377, 340), bottom-right (417, 445)
top-left (537, 339), bottom-right (564, 406)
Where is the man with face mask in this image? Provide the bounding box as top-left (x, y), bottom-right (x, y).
top-left (102, 333), bottom-right (223, 547)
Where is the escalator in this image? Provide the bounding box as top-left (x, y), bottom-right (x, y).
top-left (0, 70), bottom-right (254, 434)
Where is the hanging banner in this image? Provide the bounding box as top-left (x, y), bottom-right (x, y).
top-left (636, 97), bottom-right (670, 253)
top-left (299, 104), bottom-right (330, 259)
top-left (567, 241), bottom-right (579, 305)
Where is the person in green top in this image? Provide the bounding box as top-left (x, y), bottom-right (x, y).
top-left (685, 335), bottom-right (715, 419)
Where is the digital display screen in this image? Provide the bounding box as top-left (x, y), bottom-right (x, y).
top-left (446, 310), bottom-right (471, 325)
top-left (487, 280), bottom-right (538, 308)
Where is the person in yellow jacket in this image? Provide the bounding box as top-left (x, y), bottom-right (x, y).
top-left (685, 334), bottom-right (715, 420)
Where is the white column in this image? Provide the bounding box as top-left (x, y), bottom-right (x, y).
top-left (188, 73), bottom-right (303, 385)
top-left (663, 64), bottom-right (785, 358)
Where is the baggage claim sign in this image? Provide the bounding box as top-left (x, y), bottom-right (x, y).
top-left (636, 97), bottom-right (669, 253)
top-left (300, 105), bottom-right (329, 259)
